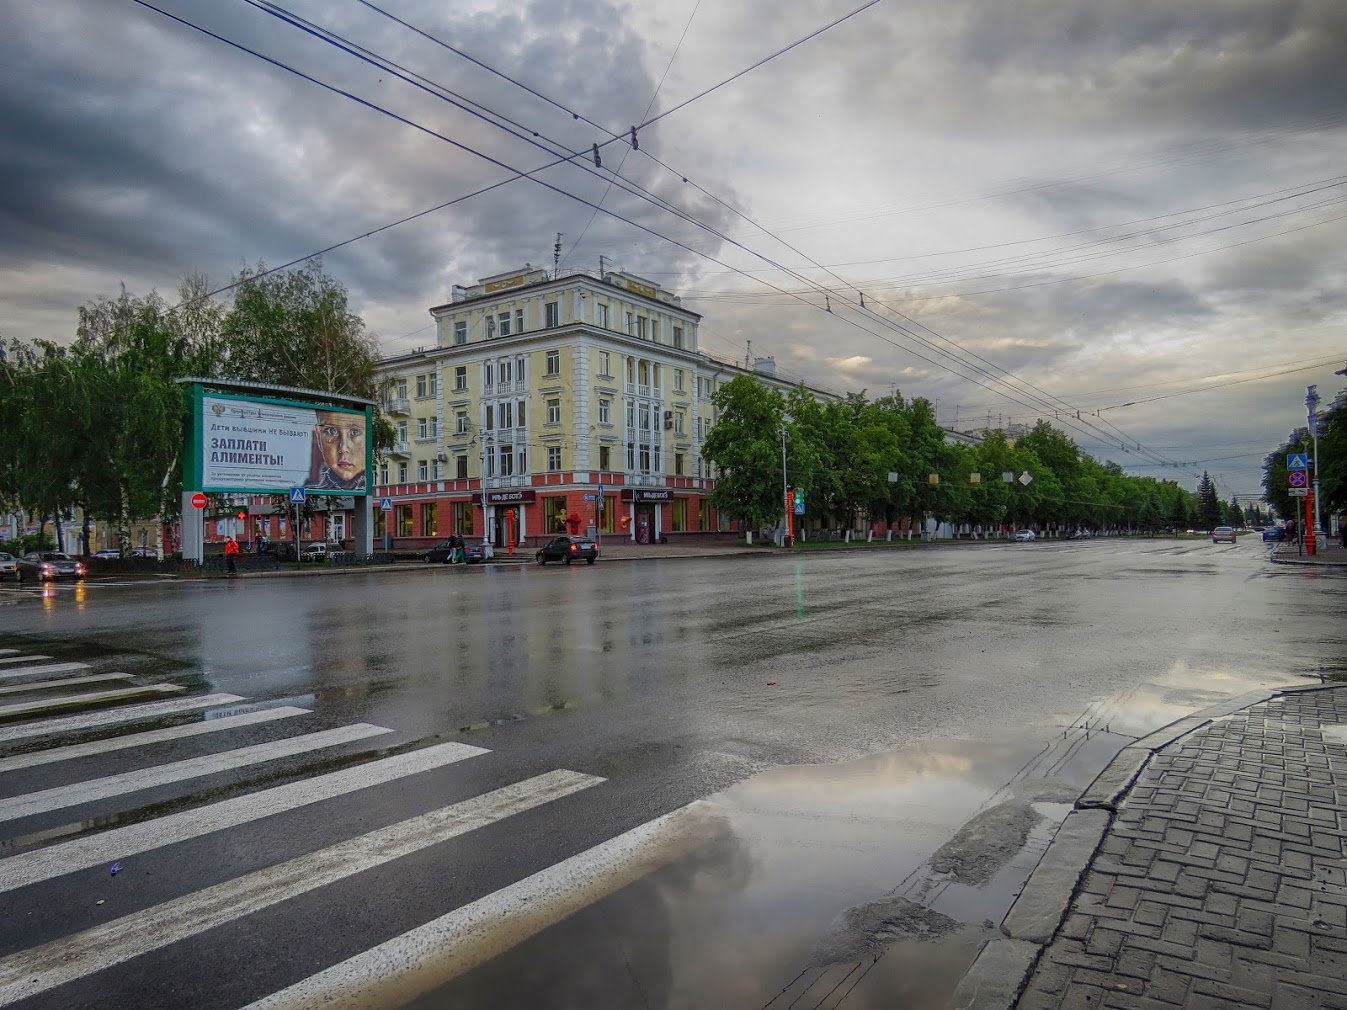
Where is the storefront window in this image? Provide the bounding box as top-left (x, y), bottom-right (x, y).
top-left (544, 496), bottom-right (568, 534)
top-left (672, 498), bottom-right (687, 532)
top-left (453, 502), bottom-right (474, 536)
top-left (600, 496), bottom-right (615, 533)
top-left (422, 503), bottom-right (438, 537)
top-left (699, 501), bottom-right (710, 531)
top-left (396, 504), bottom-right (413, 537)
top-left (374, 510), bottom-right (385, 538)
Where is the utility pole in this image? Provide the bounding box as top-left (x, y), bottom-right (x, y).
top-left (1307, 385), bottom-right (1323, 549)
top-left (479, 431), bottom-right (493, 558)
top-left (780, 418), bottom-right (790, 547)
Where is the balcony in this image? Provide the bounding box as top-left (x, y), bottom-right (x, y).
top-left (384, 397), bottom-right (411, 415)
top-left (625, 472), bottom-right (666, 487)
top-left (386, 440), bottom-right (411, 457)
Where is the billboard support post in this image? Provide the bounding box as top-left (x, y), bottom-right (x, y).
top-left (181, 491), bottom-right (204, 563)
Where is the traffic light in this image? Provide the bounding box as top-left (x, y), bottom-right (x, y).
top-left (236, 512), bottom-right (246, 521)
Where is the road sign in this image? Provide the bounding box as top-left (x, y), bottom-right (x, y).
top-left (379, 497), bottom-right (393, 512)
top-left (1287, 453), bottom-right (1309, 470)
top-left (583, 494), bottom-right (596, 501)
top-left (1289, 488), bottom-right (1309, 498)
top-left (288, 486), bottom-right (306, 504)
top-left (1018, 471), bottom-right (1034, 486)
top-left (1288, 470), bottom-right (1308, 488)
top-left (190, 492), bottom-right (207, 510)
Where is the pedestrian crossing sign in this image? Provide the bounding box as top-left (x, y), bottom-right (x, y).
top-left (288, 486), bottom-right (306, 504)
top-left (380, 497), bottom-right (393, 511)
top-left (1287, 453), bottom-right (1308, 470)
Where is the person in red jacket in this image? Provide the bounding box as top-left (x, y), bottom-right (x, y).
top-left (225, 536), bottom-right (239, 577)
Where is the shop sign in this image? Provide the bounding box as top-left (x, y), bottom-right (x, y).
top-left (621, 489), bottom-right (673, 502)
top-left (486, 489), bottom-right (536, 504)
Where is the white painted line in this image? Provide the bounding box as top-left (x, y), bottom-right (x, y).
top-left (0, 656), bottom-right (52, 666)
top-left (0, 674), bottom-right (132, 697)
top-left (0, 740), bottom-right (487, 894)
top-left (0, 692), bottom-right (243, 744)
top-left (0, 769), bottom-right (602, 1006)
top-left (0, 662), bottom-right (91, 680)
top-left (0, 685), bottom-right (183, 722)
top-left (0, 650), bottom-right (16, 656)
top-left (245, 803), bottom-right (716, 1010)
top-left (0, 707), bottom-right (310, 774)
top-left (0, 723), bottom-right (392, 824)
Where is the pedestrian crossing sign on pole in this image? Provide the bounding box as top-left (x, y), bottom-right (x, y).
top-left (1287, 453), bottom-right (1308, 470)
top-left (380, 497), bottom-right (393, 512)
top-left (288, 486), bottom-right (306, 504)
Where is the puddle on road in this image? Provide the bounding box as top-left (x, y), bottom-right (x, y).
top-left (403, 737), bottom-right (1105, 1010)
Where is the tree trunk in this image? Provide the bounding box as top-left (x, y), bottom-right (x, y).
top-left (117, 482), bottom-right (132, 554)
top-left (81, 508), bottom-right (92, 556)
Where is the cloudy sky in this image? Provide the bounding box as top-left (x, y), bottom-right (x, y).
top-left (4, 0), bottom-right (1346, 501)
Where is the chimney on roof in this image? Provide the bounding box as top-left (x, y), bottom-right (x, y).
top-left (753, 356), bottom-right (776, 377)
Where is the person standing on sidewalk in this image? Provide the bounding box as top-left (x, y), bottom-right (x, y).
top-left (225, 536), bottom-right (239, 577)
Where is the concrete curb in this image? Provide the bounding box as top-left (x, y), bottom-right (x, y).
top-left (948, 679), bottom-right (1340, 1010)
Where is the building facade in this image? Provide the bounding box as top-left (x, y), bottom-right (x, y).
top-left (371, 266), bottom-right (825, 551)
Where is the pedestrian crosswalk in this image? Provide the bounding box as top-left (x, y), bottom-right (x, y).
top-left (0, 645), bottom-right (663, 1010)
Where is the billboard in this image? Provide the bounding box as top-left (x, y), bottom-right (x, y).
top-left (192, 391), bottom-right (372, 496)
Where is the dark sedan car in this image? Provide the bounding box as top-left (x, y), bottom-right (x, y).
top-left (535, 536), bottom-right (598, 565)
top-left (1261, 527), bottom-right (1284, 542)
top-left (17, 551), bottom-right (87, 582)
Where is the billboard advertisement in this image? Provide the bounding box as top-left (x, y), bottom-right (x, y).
top-left (195, 392), bottom-right (371, 496)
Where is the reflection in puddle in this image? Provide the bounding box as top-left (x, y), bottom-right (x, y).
top-left (415, 739), bottom-right (1092, 1010)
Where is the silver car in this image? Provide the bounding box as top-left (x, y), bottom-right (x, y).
top-left (0, 552), bottom-right (16, 580)
top-left (1212, 526), bottom-right (1236, 544)
top-left (17, 551), bottom-right (87, 582)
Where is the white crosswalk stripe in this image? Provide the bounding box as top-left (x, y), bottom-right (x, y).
top-left (0, 650), bottom-right (16, 656)
top-left (0, 692), bottom-right (244, 744)
top-left (0, 684), bottom-right (183, 721)
top-left (0, 662), bottom-right (91, 680)
top-left (0, 655), bottom-right (52, 666)
top-left (0, 770), bottom-right (603, 1006)
top-left (0, 723), bottom-right (392, 825)
top-left (0, 706), bottom-right (309, 774)
top-left (0, 673), bottom-right (131, 697)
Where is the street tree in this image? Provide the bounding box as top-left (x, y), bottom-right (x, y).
top-left (703, 376), bottom-right (789, 533)
top-left (1195, 471), bottom-right (1223, 530)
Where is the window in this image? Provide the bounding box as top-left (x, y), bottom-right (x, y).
top-left (516, 355), bottom-right (527, 384)
top-left (547, 446), bottom-right (561, 471)
top-left (428, 373), bottom-right (437, 396)
top-left (545, 301), bottom-right (559, 328)
top-left (417, 460), bottom-right (428, 481)
top-left (673, 326), bottom-right (684, 349)
top-left (675, 411), bottom-right (685, 435)
top-left (675, 453), bottom-right (684, 476)
top-left (598, 350), bottom-right (611, 377)
top-left (396, 504), bottom-right (413, 537)
top-left (674, 369), bottom-right (684, 393)
top-left (500, 402), bottom-right (513, 429)
top-left (517, 400), bottom-right (526, 427)
top-left (456, 411), bottom-right (469, 434)
top-left (672, 498), bottom-right (687, 531)
top-left (499, 444), bottom-right (514, 476)
top-left (599, 446), bottom-right (611, 470)
top-left (417, 417), bottom-right (427, 439)
top-left (485, 315), bottom-right (496, 338)
top-left (428, 417), bottom-right (438, 438)
top-left (544, 496), bottom-right (568, 533)
top-left (626, 402), bottom-right (634, 427)
top-left (397, 462), bottom-right (408, 483)
top-left (625, 311), bottom-right (634, 334)
top-left (396, 420), bottom-right (408, 442)
top-left (597, 303), bottom-right (609, 328)
top-left (651, 320), bottom-right (659, 342)
top-left (636, 317), bottom-right (647, 339)
top-left (379, 464), bottom-right (388, 486)
top-left (515, 308), bottom-right (524, 333)
top-left (456, 455), bottom-right (468, 479)
top-left (395, 379), bottom-right (407, 399)
top-left (499, 360), bottom-right (512, 385)
top-left (639, 361), bottom-right (649, 385)
top-left (484, 405), bottom-right (494, 431)
top-left (416, 375), bottom-right (427, 398)
top-left (599, 399), bottom-right (611, 424)
top-left (423, 503), bottom-right (438, 537)
top-left (545, 349), bottom-right (560, 376)
top-left (627, 442), bottom-right (634, 470)
top-left (453, 502), bottom-right (473, 535)
top-left (547, 398), bottom-right (561, 425)
top-left (455, 366), bottom-right (467, 391)
top-left (639, 445), bottom-right (650, 471)
top-left (482, 364), bottom-right (493, 391)
top-left (498, 312), bottom-right (511, 336)
top-left (700, 500), bottom-right (710, 530)
top-left (454, 320), bottom-right (467, 345)
top-left (639, 403), bottom-right (650, 430)
top-left (431, 459), bottom-right (441, 480)
top-left (517, 446), bottom-right (527, 473)
top-left (482, 446), bottom-right (494, 478)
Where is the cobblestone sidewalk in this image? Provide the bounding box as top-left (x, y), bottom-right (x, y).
top-left (1018, 686), bottom-right (1347, 1009)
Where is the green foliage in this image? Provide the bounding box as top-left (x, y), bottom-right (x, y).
top-left (1195, 471), bottom-right (1223, 530)
top-left (702, 376), bottom-right (788, 528)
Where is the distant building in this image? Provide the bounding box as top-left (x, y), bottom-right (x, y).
top-left (371, 266), bottom-right (835, 549)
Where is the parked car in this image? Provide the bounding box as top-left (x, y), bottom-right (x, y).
top-left (17, 551), bottom-right (87, 582)
top-left (299, 542), bottom-right (344, 561)
top-left (535, 536), bottom-right (598, 565)
top-left (1212, 526), bottom-right (1236, 544)
top-left (1013, 529), bottom-right (1036, 542)
top-left (423, 539), bottom-right (460, 564)
top-left (463, 542), bottom-right (487, 564)
top-left (0, 552), bottom-right (16, 581)
top-left (93, 548), bottom-right (122, 560)
top-left (1261, 527), bottom-right (1284, 542)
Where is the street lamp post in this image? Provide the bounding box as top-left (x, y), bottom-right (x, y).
top-left (780, 415), bottom-right (791, 547)
top-left (480, 431), bottom-right (494, 558)
top-left (1307, 385), bottom-right (1323, 548)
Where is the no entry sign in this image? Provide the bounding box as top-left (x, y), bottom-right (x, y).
top-left (190, 492), bottom-right (208, 509)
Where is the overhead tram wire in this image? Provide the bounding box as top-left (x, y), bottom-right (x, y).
top-left (139, 3), bottom-right (1213, 477)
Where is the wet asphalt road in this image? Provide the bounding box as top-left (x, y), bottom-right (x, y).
top-left (0, 536), bottom-right (1342, 1009)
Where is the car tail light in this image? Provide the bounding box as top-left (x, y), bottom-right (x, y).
top-left (570, 544), bottom-right (577, 552)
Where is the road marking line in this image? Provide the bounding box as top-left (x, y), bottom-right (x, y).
top-left (0, 707), bottom-right (310, 774)
top-left (0, 692), bottom-right (243, 744)
top-left (0, 662), bottom-right (91, 680)
top-left (0, 656), bottom-right (53, 666)
top-left (0, 651), bottom-right (16, 656)
top-left (0, 723), bottom-right (392, 825)
top-left (0, 685), bottom-right (184, 723)
top-left (0, 674), bottom-right (132, 697)
top-left (0, 769), bottom-right (602, 1006)
top-left (0, 740), bottom-right (487, 893)
top-left (244, 802), bottom-right (718, 1010)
